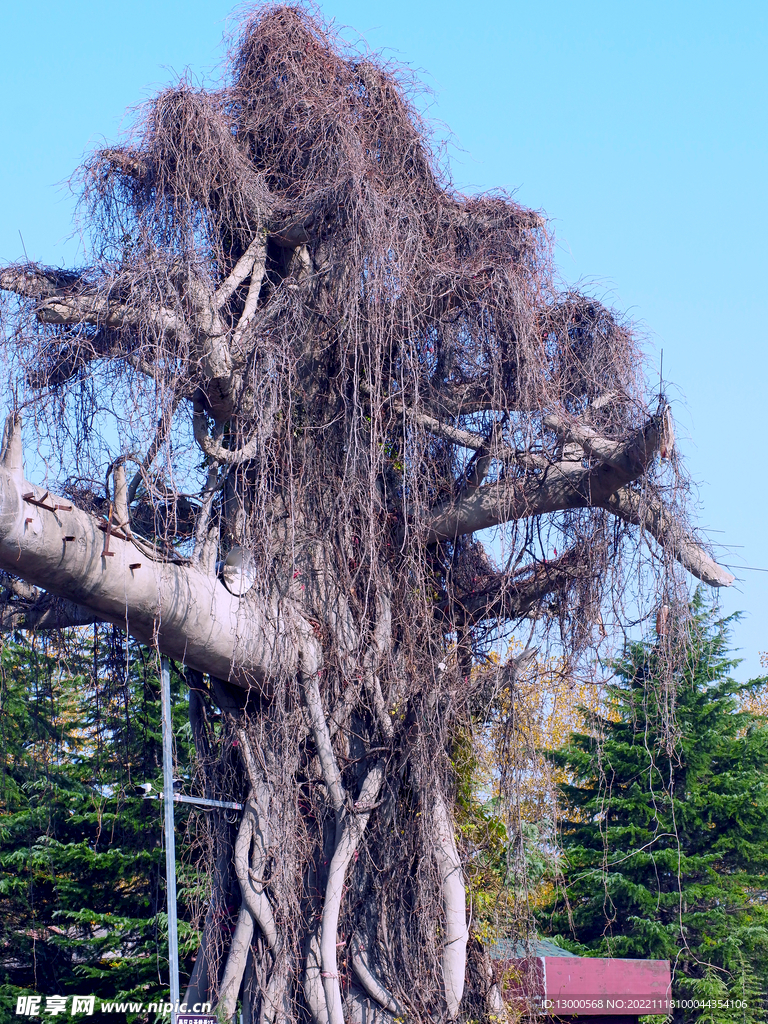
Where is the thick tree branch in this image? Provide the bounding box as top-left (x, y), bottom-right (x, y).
top-left (1, 265), bottom-right (190, 353)
top-left (303, 932), bottom-right (328, 1024)
top-left (35, 292), bottom-right (181, 333)
top-left (602, 485), bottom-right (734, 588)
top-left (192, 464), bottom-right (224, 571)
top-left (426, 460), bottom-right (609, 539)
top-left (425, 432), bottom-right (732, 587)
top-left (407, 410), bottom-right (486, 450)
top-left (544, 409), bottom-right (666, 481)
top-left (233, 256), bottom-right (267, 341)
top-left (3, 266), bottom-right (241, 415)
top-left (0, 464), bottom-right (322, 686)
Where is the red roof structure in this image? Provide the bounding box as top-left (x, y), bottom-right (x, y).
top-left (491, 939), bottom-right (671, 1021)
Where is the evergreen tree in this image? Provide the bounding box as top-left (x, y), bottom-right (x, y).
top-left (0, 630), bottom-right (197, 1023)
top-left (541, 600), bottom-right (768, 1021)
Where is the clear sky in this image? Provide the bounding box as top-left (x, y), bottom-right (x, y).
top-left (1, 1), bottom-right (765, 677)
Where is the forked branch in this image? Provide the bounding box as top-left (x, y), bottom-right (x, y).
top-left (544, 408), bottom-right (668, 482)
top-left (214, 230), bottom-right (268, 310)
top-left (436, 545), bottom-right (587, 626)
top-left (425, 417), bottom-right (732, 587)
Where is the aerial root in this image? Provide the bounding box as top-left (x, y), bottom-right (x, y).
top-left (350, 931), bottom-right (404, 1016)
top-left (217, 905), bottom-right (256, 1021)
top-left (432, 790), bottom-right (469, 1019)
top-left (319, 761), bottom-right (386, 1024)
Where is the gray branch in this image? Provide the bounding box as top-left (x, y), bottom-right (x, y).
top-left (425, 416), bottom-right (733, 588)
top-left (603, 485), bottom-right (734, 588)
top-left (0, 459), bottom-right (322, 686)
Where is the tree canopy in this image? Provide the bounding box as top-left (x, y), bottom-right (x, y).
top-left (542, 601), bottom-right (768, 1021)
top-left (0, 633), bottom-right (197, 1020)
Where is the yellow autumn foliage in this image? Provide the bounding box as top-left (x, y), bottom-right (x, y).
top-left (484, 643), bottom-right (616, 820)
top-left (459, 643), bottom-right (618, 940)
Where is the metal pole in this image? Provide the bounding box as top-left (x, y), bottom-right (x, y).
top-left (161, 656), bottom-right (179, 1024)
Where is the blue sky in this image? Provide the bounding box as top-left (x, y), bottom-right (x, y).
top-left (1, 1), bottom-right (765, 676)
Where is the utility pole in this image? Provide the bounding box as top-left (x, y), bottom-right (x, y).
top-left (160, 657), bottom-right (180, 1024)
top-left (154, 659), bottom-right (243, 1022)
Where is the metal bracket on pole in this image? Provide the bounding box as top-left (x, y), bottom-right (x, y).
top-left (161, 656), bottom-right (180, 1024)
top-left (147, 792), bottom-right (245, 812)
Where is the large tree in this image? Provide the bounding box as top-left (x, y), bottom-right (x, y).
top-left (0, 6), bottom-right (733, 1022)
